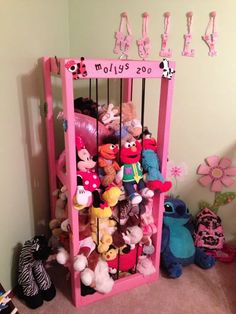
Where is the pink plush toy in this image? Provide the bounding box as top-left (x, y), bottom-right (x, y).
top-left (137, 255), bottom-right (156, 276)
top-left (141, 198), bottom-right (157, 236)
top-left (75, 136), bottom-right (100, 209)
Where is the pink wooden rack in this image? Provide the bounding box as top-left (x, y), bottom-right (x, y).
top-left (42, 57), bottom-right (175, 308)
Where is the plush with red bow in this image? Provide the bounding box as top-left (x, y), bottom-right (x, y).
top-left (74, 136), bottom-right (100, 210)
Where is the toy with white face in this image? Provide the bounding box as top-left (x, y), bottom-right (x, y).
top-left (77, 148), bottom-right (97, 172)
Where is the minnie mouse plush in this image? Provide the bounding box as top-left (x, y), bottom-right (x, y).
top-left (75, 136), bottom-right (101, 209)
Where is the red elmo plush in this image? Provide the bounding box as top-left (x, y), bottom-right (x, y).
top-left (116, 139), bottom-right (154, 204)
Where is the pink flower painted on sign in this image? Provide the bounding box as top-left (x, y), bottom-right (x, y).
top-left (197, 155), bottom-right (236, 192)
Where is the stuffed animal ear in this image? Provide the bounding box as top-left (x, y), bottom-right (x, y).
top-left (92, 190), bottom-right (100, 207)
top-left (107, 103), bottom-right (114, 111)
top-left (77, 176), bottom-right (83, 186)
top-left (121, 244), bottom-right (131, 254)
top-left (92, 190), bottom-right (104, 207)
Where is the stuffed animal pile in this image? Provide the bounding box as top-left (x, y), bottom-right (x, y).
top-left (52, 100), bottom-right (173, 296)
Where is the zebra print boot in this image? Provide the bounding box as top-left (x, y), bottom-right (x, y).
top-left (18, 236), bottom-right (56, 309)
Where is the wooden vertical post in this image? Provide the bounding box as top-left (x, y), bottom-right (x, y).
top-left (42, 57), bottom-right (57, 218)
top-left (60, 59), bottom-right (81, 307)
top-left (152, 75), bottom-right (175, 273)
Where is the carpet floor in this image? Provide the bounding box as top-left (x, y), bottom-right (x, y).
top-left (13, 260), bottom-right (236, 314)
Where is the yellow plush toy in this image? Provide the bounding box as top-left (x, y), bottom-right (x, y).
top-left (90, 191), bottom-right (117, 253)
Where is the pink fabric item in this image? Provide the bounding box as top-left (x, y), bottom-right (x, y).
top-left (77, 170), bottom-right (100, 192)
top-left (207, 243), bottom-right (236, 263)
top-left (75, 136), bottom-right (85, 151)
top-left (141, 198), bottom-right (157, 236)
top-left (194, 208), bottom-right (224, 251)
top-left (137, 12), bottom-right (151, 60)
top-left (197, 155), bottom-right (236, 192)
top-left (159, 12), bottom-right (172, 58)
top-left (182, 12), bottom-right (195, 57)
top-left (113, 12), bottom-right (132, 58)
top-left (202, 12), bottom-right (218, 57)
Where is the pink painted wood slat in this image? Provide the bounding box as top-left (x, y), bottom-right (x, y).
top-left (153, 75), bottom-right (175, 271)
top-left (60, 59), bottom-right (81, 306)
top-left (50, 57), bottom-right (175, 79)
top-left (78, 272), bottom-right (157, 307)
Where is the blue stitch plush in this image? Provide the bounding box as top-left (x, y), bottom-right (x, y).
top-left (161, 197), bottom-right (215, 278)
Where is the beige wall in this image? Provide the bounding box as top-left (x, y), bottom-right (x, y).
top-left (0, 0), bottom-right (69, 290)
top-left (69, 0), bottom-right (236, 241)
top-left (1, 0), bottom-right (236, 291)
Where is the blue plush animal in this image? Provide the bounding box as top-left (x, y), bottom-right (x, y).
top-left (141, 129), bottom-right (171, 192)
top-left (161, 197), bottom-right (215, 278)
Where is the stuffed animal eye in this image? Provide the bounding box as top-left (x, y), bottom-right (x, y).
top-left (124, 142), bottom-right (132, 148)
top-left (145, 134), bottom-right (151, 139)
top-left (164, 203), bottom-right (174, 213)
top-left (110, 144), bottom-right (116, 150)
top-left (130, 141), bottom-right (136, 147)
top-left (68, 64), bottom-right (78, 72)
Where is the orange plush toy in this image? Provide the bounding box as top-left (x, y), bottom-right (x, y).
top-left (98, 137), bottom-right (120, 187)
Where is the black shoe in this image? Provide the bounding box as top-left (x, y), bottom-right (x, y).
top-left (17, 285), bottom-right (43, 309)
top-left (24, 293), bottom-right (44, 309)
top-left (40, 283), bottom-right (56, 301)
top-left (80, 282), bottom-right (96, 296)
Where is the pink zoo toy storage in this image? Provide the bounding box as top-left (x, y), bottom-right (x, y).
top-left (42, 56), bottom-right (175, 308)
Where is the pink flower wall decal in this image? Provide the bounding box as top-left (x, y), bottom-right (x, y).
top-left (197, 155), bottom-right (236, 192)
top-left (167, 161), bottom-right (188, 181)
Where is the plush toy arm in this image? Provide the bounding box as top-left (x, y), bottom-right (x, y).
top-left (112, 161), bottom-right (121, 171)
top-left (101, 103), bottom-right (120, 125)
top-left (184, 215), bottom-right (195, 235)
top-left (161, 225), bottom-right (170, 253)
top-left (75, 176), bottom-right (92, 206)
top-left (115, 165), bottom-right (124, 183)
top-left (98, 157), bottom-right (108, 168)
